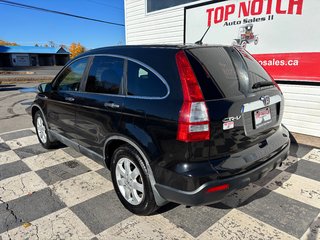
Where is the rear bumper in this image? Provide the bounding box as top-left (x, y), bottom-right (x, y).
top-left (155, 140), bottom-right (289, 206)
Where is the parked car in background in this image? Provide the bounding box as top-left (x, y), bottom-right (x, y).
top-left (29, 45), bottom-right (290, 215)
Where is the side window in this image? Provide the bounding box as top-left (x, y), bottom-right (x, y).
top-left (127, 61), bottom-right (167, 97)
top-left (86, 56), bottom-right (124, 94)
top-left (56, 58), bottom-right (88, 91)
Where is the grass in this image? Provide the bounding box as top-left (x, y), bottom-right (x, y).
top-left (0, 75), bottom-right (53, 84)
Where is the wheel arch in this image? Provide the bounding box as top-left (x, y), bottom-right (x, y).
top-left (104, 135), bottom-right (167, 206)
top-left (31, 104), bottom-right (45, 125)
top-left (31, 104), bottom-right (55, 141)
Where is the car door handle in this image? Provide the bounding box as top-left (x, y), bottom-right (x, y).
top-left (65, 97), bottom-right (75, 102)
top-left (104, 102), bottom-right (120, 109)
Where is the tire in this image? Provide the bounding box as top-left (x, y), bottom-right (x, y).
top-left (34, 111), bottom-right (59, 149)
top-left (111, 144), bottom-right (158, 215)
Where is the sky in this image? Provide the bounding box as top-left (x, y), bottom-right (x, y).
top-left (0, 0), bottom-right (125, 49)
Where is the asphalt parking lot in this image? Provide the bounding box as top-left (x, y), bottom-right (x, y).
top-left (0, 83), bottom-right (37, 133)
top-left (0, 84), bottom-right (319, 239)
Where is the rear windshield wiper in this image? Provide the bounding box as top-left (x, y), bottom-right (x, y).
top-left (252, 81), bottom-right (274, 89)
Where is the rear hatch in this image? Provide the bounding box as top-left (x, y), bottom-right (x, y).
top-left (186, 46), bottom-right (286, 176)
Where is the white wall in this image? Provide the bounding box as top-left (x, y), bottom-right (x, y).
top-left (279, 84), bottom-right (320, 137)
top-left (125, 0), bottom-right (196, 44)
top-left (125, 0), bottom-right (320, 138)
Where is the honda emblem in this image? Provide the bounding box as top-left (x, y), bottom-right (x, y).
top-left (260, 95), bottom-right (270, 106)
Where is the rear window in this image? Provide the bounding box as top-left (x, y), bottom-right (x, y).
top-left (189, 47), bottom-right (241, 98)
top-left (235, 47), bottom-right (273, 85)
top-left (127, 60), bottom-right (167, 98)
top-left (188, 47), bottom-right (273, 99)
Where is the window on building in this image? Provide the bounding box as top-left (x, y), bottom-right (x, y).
top-left (56, 58), bottom-right (88, 92)
top-left (86, 56), bottom-right (124, 95)
top-left (147, 0), bottom-right (199, 12)
top-left (127, 60), bottom-right (167, 98)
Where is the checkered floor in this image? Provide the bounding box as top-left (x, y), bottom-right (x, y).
top-left (0, 128), bottom-right (319, 240)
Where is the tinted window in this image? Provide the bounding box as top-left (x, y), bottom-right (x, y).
top-left (235, 47), bottom-right (273, 84)
top-left (127, 61), bottom-right (167, 98)
top-left (56, 58), bottom-right (88, 91)
top-left (86, 56), bottom-right (124, 94)
top-left (147, 0), bottom-right (199, 12)
top-left (189, 47), bottom-right (275, 99)
top-left (187, 52), bottom-right (223, 100)
top-left (190, 47), bottom-right (241, 98)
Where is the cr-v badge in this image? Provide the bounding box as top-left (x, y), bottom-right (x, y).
top-left (222, 115), bottom-right (241, 130)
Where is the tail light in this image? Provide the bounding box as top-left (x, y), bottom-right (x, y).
top-left (175, 50), bottom-right (210, 142)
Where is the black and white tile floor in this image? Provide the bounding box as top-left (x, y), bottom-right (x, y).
top-left (0, 128), bottom-right (319, 239)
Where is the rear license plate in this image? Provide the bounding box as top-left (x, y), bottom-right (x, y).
top-left (254, 107), bottom-right (271, 128)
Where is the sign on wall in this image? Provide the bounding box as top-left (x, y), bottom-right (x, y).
top-left (185, 0), bottom-right (320, 82)
top-left (11, 54), bottom-right (30, 67)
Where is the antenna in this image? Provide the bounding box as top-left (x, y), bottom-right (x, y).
top-left (195, 26), bottom-right (211, 45)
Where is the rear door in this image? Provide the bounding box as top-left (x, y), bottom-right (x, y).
top-left (121, 58), bottom-right (171, 154)
top-left (187, 46), bottom-right (285, 169)
top-left (47, 57), bottom-right (89, 143)
top-left (73, 55), bottom-right (125, 156)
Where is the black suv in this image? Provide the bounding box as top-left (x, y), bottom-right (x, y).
top-left (30, 45), bottom-right (290, 215)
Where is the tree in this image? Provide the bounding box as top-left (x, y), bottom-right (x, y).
top-left (69, 42), bottom-right (86, 58)
top-left (0, 40), bottom-right (19, 46)
top-left (48, 40), bottom-right (56, 48)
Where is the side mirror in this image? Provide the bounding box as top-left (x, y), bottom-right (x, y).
top-left (38, 83), bottom-right (52, 93)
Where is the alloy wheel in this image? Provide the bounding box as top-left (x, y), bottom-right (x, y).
top-left (36, 116), bottom-right (47, 144)
top-left (115, 157), bottom-right (144, 205)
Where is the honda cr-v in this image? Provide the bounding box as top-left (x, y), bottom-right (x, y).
top-left (30, 45), bottom-right (290, 215)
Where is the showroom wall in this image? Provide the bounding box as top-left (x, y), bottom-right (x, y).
top-left (124, 0), bottom-right (320, 137)
top-left (125, 0), bottom-right (186, 44)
